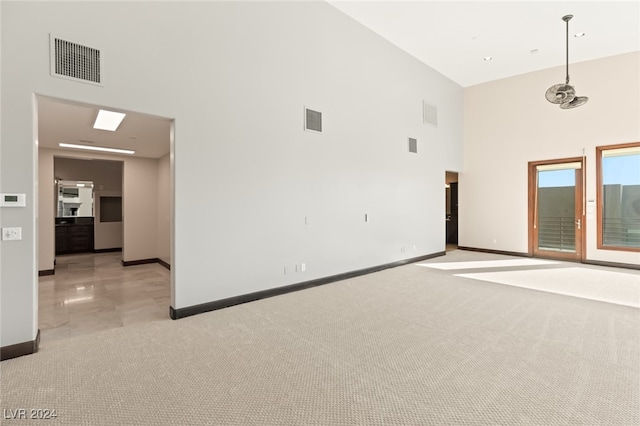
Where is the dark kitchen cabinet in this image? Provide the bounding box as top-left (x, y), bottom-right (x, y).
top-left (55, 224), bottom-right (94, 255)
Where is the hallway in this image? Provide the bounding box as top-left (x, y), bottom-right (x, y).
top-left (39, 252), bottom-right (171, 344)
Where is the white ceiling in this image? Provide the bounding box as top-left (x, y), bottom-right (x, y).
top-left (38, 96), bottom-right (171, 159)
top-left (328, 1), bottom-right (640, 87)
top-left (38, 1), bottom-right (639, 157)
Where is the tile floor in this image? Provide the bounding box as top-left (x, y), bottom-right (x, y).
top-left (39, 252), bottom-right (171, 344)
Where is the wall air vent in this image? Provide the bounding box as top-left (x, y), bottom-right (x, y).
top-left (408, 137), bottom-right (418, 153)
top-left (423, 101), bottom-right (437, 127)
top-left (50, 35), bottom-right (101, 85)
top-left (304, 107), bottom-right (322, 133)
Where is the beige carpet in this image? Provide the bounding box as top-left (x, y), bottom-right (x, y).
top-left (1, 251), bottom-right (639, 425)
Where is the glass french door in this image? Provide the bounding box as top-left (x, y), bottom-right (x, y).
top-left (529, 158), bottom-right (584, 260)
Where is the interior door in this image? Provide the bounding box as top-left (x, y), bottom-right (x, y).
top-left (529, 158), bottom-right (584, 261)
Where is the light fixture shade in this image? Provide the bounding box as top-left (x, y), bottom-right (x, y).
top-left (59, 143), bottom-right (135, 155)
top-left (560, 96), bottom-right (589, 109)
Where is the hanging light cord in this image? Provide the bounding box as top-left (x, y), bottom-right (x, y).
top-left (565, 17), bottom-right (570, 85)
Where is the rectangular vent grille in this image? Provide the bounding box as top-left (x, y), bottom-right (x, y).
top-left (408, 138), bottom-right (418, 153)
top-left (304, 108), bottom-right (322, 133)
top-left (423, 101), bottom-right (438, 127)
top-left (51, 36), bottom-right (101, 84)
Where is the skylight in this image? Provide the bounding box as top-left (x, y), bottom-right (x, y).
top-left (93, 109), bottom-right (126, 131)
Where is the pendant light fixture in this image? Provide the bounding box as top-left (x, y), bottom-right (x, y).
top-left (545, 15), bottom-right (589, 109)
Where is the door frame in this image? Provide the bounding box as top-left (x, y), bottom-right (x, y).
top-left (528, 156), bottom-right (586, 261)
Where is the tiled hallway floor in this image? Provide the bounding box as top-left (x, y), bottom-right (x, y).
top-left (39, 252), bottom-right (171, 344)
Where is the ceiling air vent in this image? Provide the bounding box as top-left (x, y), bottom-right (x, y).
top-left (304, 107), bottom-right (322, 134)
top-left (408, 137), bottom-right (418, 153)
top-left (50, 35), bottom-right (101, 85)
top-left (423, 101), bottom-right (437, 127)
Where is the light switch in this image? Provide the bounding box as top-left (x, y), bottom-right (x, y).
top-left (2, 227), bottom-right (22, 241)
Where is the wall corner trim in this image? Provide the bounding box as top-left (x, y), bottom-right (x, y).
top-left (169, 251), bottom-right (446, 320)
top-left (1, 330), bottom-right (40, 361)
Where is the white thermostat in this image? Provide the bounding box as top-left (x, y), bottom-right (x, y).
top-left (0, 193), bottom-right (26, 207)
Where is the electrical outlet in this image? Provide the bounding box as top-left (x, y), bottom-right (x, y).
top-left (2, 227), bottom-right (22, 241)
top-left (300, 263), bottom-right (306, 272)
top-left (284, 266), bottom-right (288, 275)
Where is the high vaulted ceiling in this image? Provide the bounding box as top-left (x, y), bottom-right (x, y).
top-left (328, 1), bottom-right (640, 87)
top-left (38, 1), bottom-right (639, 159)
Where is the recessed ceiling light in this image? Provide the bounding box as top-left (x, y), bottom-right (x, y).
top-left (93, 109), bottom-right (126, 131)
top-left (574, 32), bottom-right (586, 37)
top-left (483, 56), bottom-right (492, 61)
top-left (59, 143), bottom-right (135, 155)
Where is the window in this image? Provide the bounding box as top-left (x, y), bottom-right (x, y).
top-left (597, 142), bottom-right (640, 251)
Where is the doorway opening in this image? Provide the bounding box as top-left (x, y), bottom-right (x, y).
top-left (54, 158), bottom-right (123, 257)
top-left (528, 157), bottom-right (585, 261)
top-left (36, 95), bottom-right (175, 343)
top-left (445, 171), bottom-right (459, 251)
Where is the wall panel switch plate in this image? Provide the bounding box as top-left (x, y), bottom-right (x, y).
top-left (2, 227), bottom-right (22, 241)
top-left (1, 193), bottom-right (26, 207)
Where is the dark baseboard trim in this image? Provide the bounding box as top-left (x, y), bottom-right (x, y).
top-left (122, 258), bottom-right (159, 267)
top-left (123, 257), bottom-right (171, 270)
top-left (458, 246), bottom-right (639, 271)
top-left (1, 329), bottom-right (40, 361)
top-left (457, 246), bottom-right (531, 258)
top-left (38, 269), bottom-right (55, 277)
top-left (94, 248), bottom-right (123, 253)
top-left (584, 259), bottom-right (640, 271)
top-left (170, 251), bottom-right (445, 320)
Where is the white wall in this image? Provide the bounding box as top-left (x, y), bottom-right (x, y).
top-left (54, 157), bottom-right (122, 191)
top-left (93, 191), bottom-right (123, 251)
top-left (1, 1), bottom-right (462, 347)
top-left (462, 52), bottom-right (640, 264)
top-left (123, 157), bottom-right (158, 262)
top-left (157, 154), bottom-right (171, 265)
top-left (38, 149), bottom-right (55, 272)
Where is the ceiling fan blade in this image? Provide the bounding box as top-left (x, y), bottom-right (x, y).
top-left (560, 96), bottom-right (589, 109)
top-left (545, 84), bottom-right (576, 104)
